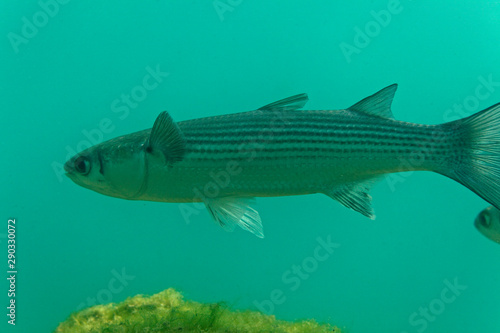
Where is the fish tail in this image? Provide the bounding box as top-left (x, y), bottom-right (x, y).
top-left (439, 102), bottom-right (500, 209)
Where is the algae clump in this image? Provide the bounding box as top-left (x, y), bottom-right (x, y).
top-left (55, 288), bottom-right (340, 332)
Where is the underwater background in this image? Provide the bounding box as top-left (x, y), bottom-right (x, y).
top-left (2, 1), bottom-right (500, 332)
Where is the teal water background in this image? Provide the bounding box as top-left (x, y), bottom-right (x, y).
top-left (2, 1), bottom-right (500, 332)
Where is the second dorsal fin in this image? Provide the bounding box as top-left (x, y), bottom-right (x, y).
top-left (348, 84), bottom-right (398, 119)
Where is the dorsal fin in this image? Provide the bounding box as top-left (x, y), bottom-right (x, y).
top-left (258, 93), bottom-right (308, 111)
top-left (146, 111), bottom-right (186, 164)
top-left (348, 84), bottom-right (398, 119)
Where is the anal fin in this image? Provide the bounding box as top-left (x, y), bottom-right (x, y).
top-left (324, 178), bottom-right (380, 219)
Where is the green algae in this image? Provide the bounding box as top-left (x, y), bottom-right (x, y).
top-left (55, 288), bottom-right (340, 333)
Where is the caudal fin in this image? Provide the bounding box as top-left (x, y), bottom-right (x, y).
top-left (440, 102), bottom-right (500, 210)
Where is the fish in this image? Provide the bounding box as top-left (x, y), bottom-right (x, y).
top-left (64, 84), bottom-right (500, 238)
top-left (474, 206), bottom-right (500, 244)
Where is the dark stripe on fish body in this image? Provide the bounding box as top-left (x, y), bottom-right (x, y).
top-left (183, 130), bottom-right (449, 153)
top-left (182, 117), bottom-right (436, 138)
top-left (184, 132), bottom-right (443, 147)
top-left (182, 124), bottom-right (443, 148)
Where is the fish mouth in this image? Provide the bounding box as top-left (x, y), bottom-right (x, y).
top-left (64, 160), bottom-right (74, 176)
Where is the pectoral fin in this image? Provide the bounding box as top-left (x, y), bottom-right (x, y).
top-left (147, 111), bottom-right (186, 164)
top-left (324, 178), bottom-right (380, 219)
top-left (203, 197), bottom-right (264, 238)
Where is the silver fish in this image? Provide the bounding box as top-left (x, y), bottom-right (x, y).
top-left (64, 85), bottom-right (500, 238)
top-left (475, 206), bottom-right (500, 244)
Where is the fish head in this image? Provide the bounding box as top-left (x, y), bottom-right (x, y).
top-left (64, 131), bottom-right (148, 199)
top-left (474, 206), bottom-right (500, 244)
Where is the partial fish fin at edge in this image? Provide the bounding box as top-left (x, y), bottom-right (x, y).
top-left (438, 102), bottom-right (500, 211)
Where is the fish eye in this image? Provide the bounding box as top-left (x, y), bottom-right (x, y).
top-left (480, 213), bottom-right (491, 228)
top-left (74, 156), bottom-right (91, 175)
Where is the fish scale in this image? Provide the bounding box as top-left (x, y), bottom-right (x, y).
top-left (176, 112), bottom-right (446, 173)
